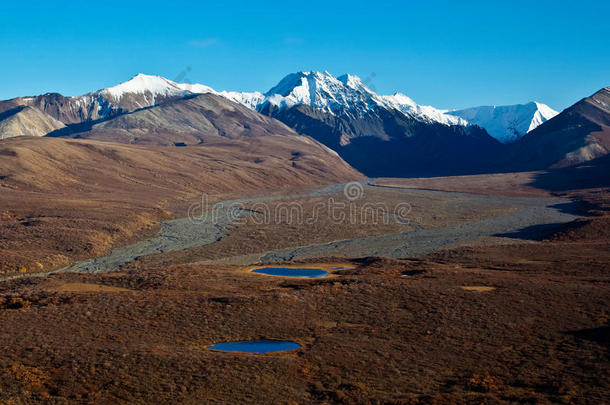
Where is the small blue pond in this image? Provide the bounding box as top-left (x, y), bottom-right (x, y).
top-left (207, 340), bottom-right (301, 353)
top-left (251, 267), bottom-right (329, 278)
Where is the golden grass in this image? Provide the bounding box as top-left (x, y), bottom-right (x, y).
top-left (372, 172), bottom-right (551, 197)
top-left (0, 136), bottom-right (361, 273)
top-left (460, 286), bottom-right (497, 292)
top-left (48, 282), bottom-right (132, 293)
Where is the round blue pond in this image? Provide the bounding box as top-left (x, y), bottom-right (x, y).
top-left (251, 267), bottom-right (329, 278)
top-left (207, 340), bottom-right (301, 353)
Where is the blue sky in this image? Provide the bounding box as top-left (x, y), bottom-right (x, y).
top-left (1, 0), bottom-right (608, 110)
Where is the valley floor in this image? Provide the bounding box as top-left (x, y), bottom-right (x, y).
top-left (0, 166), bottom-right (608, 404)
top-left (0, 235), bottom-right (608, 403)
top-left (8, 181), bottom-right (578, 276)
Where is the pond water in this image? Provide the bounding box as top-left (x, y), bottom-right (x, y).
top-left (251, 267), bottom-right (329, 278)
top-left (207, 340), bottom-right (301, 353)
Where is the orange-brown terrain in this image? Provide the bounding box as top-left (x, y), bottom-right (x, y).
top-left (0, 78), bottom-right (609, 404)
top-left (0, 146), bottom-right (608, 403)
top-left (371, 172), bottom-right (552, 197)
top-left (0, 209), bottom-right (608, 403)
top-left (0, 136), bottom-right (361, 274)
top-left (1, 3), bottom-right (608, 401)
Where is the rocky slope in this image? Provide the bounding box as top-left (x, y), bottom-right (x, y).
top-left (229, 71), bottom-right (464, 126)
top-left (247, 72), bottom-right (502, 176)
top-left (0, 74), bottom-right (205, 126)
top-left (1, 73), bottom-right (607, 175)
top-left (0, 135), bottom-right (361, 272)
top-left (507, 87), bottom-right (610, 169)
top-left (0, 106), bottom-right (66, 139)
top-left (83, 93), bottom-right (303, 145)
top-left (265, 102), bottom-right (501, 177)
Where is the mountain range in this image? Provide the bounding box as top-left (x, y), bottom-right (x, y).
top-left (0, 72), bottom-right (607, 177)
top-left (507, 87), bottom-right (610, 170)
top-left (446, 102), bottom-right (558, 143)
top-left (209, 71), bottom-right (557, 144)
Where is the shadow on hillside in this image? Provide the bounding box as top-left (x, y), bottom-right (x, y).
top-left (0, 106), bottom-right (26, 121)
top-left (530, 155), bottom-right (610, 192)
top-left (494, 222), bottom-right (569, 241)
top-left (45, 93), bottom-right (203, 139)
top-left (566, 326), bottom-right (610, 350)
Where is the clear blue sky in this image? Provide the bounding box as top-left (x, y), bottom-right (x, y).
top-left (1, 0), bottom-right (608, 111)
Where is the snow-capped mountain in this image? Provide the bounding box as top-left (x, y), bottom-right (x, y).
top-left (221, 72), bottom-right (562, 141)
top-left (92, 73), bottom-right (219, 118)
top-left (381, 93), bottom-right (467, 126)
top-left (97, 72), bottom-right (501, 175)
top-left (3, 71), bottom-right (603, 176)
top-left (4, 72), bottom-right (560, 140)
top-left (215, 71), bottom-right (502, 176)
top-left (226, 71), bottom-right (460, 126)
top-left (445, 102), bottom-right (558, 143)
top-left (92, 74), bottom-right (267, 118)
top-left (508, 87), bottom-right (610, 169)
top-left (259, 71), bottom-right (386, 118)
top-left (99, 73), bottom-right (218, 101)
top-left (10, 71), bottom-right (557, 143)
top-left (2, 74), bottom-right (213, 125)
top-left (101, 74), bottom-right (188, 100)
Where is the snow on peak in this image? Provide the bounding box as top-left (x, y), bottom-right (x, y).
top-left (337, 74), bottom-right (368, 91)
top-left (175, 82), bottom-right (216, 95)
top-left (529, 101), bottom-right (559, 132)
top-left (219, 91), bottom-right (265, 110)
top-left (80, 72), bottom-right (561, 141)
top-left (96, 73), bottom-right (220, 103)
top-left (261, 71), bottom-right (384, 116)
top-left (89, 71), bottom-right (472, 128)
top-left (445, 101), bottom-right (559, 143)
top-left (383, 92), bottom-right (417, 108)
top-left (246, 71), bottom-right (470, 126)
top-left (75, 73), bottom-right (223, 118)
top-left (380, 92), bottom-right (468, 126)
top-left (101, 74), bottom-right (187, 100)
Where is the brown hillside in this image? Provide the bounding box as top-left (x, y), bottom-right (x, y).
top-left (0, 136), bottom-right (361, 273)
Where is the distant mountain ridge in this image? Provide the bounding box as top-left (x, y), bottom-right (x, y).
top-left (507, 87), bottom-right (610, 170)
top-left (206, 71), bottom-right (557, 141)
top-left (446, 102), bottom-right (558, 143)
top-left (0, 73), bottom-right (607, 177)
top-left (79, 93), bottom-right (307, 146)
top-left (225, 71), bottom-right (470, 127)
top-left (0, 72), bottom-right (555, 141)
top-left (234, 71), bottom-right (503, 176)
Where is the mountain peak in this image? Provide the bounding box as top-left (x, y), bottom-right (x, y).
top-left (532, 101), bottom-right (560, 119)
top-left (244, 71), bottom-right (469, 125)
top-left (101, 73), bottom-right (184, 100)
top-left (336, 74), bottom-right (367, 90)
top-left (575, 87), bottom-right (610, 118)
top-left (263, 71), bottom-right (378, 115)
top-left (446, 101), bottom-right (558, 143)
top-left (133, 73), bottom-right (157, 79)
